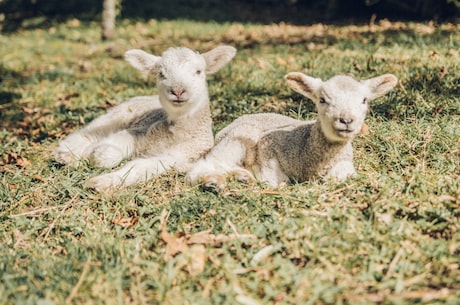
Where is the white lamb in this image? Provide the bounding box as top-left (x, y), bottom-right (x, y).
top-left (187, 72), bottom-right (398, 189)
top-left (54, 45), bottom-right (237, 192)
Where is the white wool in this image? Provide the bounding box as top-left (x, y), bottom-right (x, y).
top-left (187, 73), bottom-right (398, 189)
top-left (54, 45), bottom-right (236, 192)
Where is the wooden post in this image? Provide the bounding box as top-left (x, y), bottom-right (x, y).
top-left (102, 0), bottom-right (116, 40)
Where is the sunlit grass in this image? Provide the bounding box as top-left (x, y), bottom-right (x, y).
top-left (1, 18), bottom-right (459, 305)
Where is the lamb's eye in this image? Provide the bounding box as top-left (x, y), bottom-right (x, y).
top-left (158, 71), bottom-right (166, 79)
top-left (196, 70), bottom-right (202, 75)
top-left (363, 98), bottom-right (368, 104)
top-left (319, 97), bottom-right (327, 104)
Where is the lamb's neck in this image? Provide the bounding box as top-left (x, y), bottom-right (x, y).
top-left (300, 121), bottom-right (352, 178)
top-left (312, 121), bottom-right (349, 145)
top-left (168, 97), bottom-right (211, 126)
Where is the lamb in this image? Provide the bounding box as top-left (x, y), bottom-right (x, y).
top-left (54, 45), bottom-right (237, 192)
top-left (187, 72), bottom-right (398, 189)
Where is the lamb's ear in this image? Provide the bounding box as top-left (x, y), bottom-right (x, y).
top-left (364, 74), bottom-right (398, 100)
top-left (202, 46), bottom-right (237, 74)
top-left (285, 72), bottom-right (322, 101)
top-left (124, 49), bottom-right (161, 75)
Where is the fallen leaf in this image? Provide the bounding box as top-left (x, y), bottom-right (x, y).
top-left (353, 61), bottom-right (363, 72)
top-left (105, 99), bottom-right (118, 107)
top-left (159, 210), bottom-right (189, 259)
top-left (359, 123), bottom-right (369, 136)
top-left (255, 58), bottom-right (270, 70)
top-left (33, 174), bottom-right (45, 181)
top-left (112, 212), bottom-right (139, 228)
top-left (438, 194), bottom-right (459, 204)
top-left (58, 92), bottom-right (80, 101)
top-left (17, 157), bottom-right (32, 168)
top-left (438, 66), bottom-right (448, 79)
top-left (429, 50), bottom-right (439, 60)
top-left (2, 153), bottom-right (15, 165)
top-left (275, 57), bottom-right (286, 65)
top-left (159, 209), bottom-right (257, 260)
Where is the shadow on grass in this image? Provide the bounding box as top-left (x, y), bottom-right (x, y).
top-left (0, 59), bottom-right (146, 142)
top-left (372, 67), bottom-right (460, 119)
top-left (0, 91), bottom-right (22, 106)
top-left (2, 0), bottom-right (458, 34)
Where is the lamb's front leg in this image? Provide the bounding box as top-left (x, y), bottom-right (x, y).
top-left (257, 158), bottom-right (289, 187)
top-left (54, 110), bottom-right (127, 166)
top-left (85, 155), bottom-right (178, 192)
top-left (88, 130), bottom-right (136, 168)
top-left (54, 97), bottom-right (160, 166)
top-left (325, 161), bottom-right (356, 181)
top-left (54, 131), bottom-right (95, 166)
top-left (186, 138), bottom-right (253, 190)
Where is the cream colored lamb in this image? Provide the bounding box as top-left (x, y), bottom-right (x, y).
top-left (54, 45), bottom-right (236, 192)
top-left (187, 72), bottom-right (398, 189)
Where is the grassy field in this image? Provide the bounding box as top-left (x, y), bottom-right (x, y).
top-left (1, 18), bottom-right (459, 305)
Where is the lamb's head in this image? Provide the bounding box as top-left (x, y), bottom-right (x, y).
top-left (124, 46), bottom-right (236, 118)
top-left (285, 72), bottom-right (397, 143)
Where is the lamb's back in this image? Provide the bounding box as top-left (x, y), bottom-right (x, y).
top-left (216, 113), bottom-right (305, 144)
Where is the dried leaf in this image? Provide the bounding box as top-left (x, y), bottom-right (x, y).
top-left (17, 157), bottom-right (32, 168)
top-left (255, 58), bottom-right (270, 70)
top-left (359, 123), bottom-right (369, 136)
top-left (353, 61), bottom-right (363, 72)
top-left (438, 195), bottom-right (459, 204)
top-left (105, 99), bottom-right (118, 107)
top-left (159, 210), bottom-right (189, 259)
top-left (58, 92), bottom-right (80, 101)
top-left (112, 213), bottom-right (139, 228)
top-left (439, 66), bottom-right (448, 79)
top-left (158, 209), bottom-right (257, 260)
top-left (275, 57), bottom-right (286, 65)
top-left (33, 174), bottom-right (45, 181)
top-left (429, 50), bottom-right (439, 60)
top-left (79, 61), bottom-right (92, 72)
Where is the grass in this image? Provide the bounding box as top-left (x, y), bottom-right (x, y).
top-left (1, 18), bottom-right (459, 305)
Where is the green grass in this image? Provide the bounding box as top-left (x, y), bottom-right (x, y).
top-left (1, 18), bottom-right (460, 305)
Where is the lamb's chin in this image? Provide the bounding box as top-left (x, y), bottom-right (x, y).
top-left (324, 129), bottom-right (355, 143)
top-left (336, 129), bottom-right (356, 139)
top-left (171, 100), bottom-right (188, 107)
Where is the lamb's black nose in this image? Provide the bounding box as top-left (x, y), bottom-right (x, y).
top-left (339, 118), bottom-right (353, 125)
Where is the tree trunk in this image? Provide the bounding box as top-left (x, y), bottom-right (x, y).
top-left (102, 0), bottom-right (116, 40)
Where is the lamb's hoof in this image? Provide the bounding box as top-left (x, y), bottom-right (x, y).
top-left (89, 144), bottom-right (124, 168)
top-left (200, 174), bottom-right (226, 192)
top-left (230, 169), bottom-right (255, 184)
top-left (53, 148), bottom-right (82, 167)
top-left (84, 174), bottom-right (122, 193)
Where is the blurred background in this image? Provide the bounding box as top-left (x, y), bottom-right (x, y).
top-left (1, 0), bottom-right (459, 33)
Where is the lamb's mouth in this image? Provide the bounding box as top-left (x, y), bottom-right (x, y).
top-left (336, 128), bottom-right (355, 137)
top-left (170, 99), bottom-right (188, 106)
